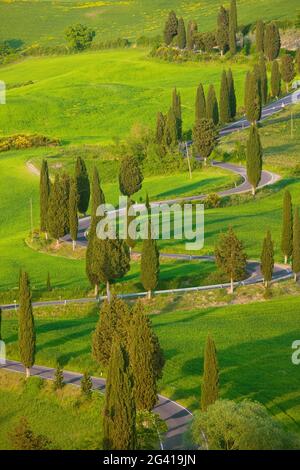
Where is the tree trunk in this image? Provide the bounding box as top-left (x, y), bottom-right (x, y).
top-left (286, 83), bottom-right (289, 93)
top-left (45, 232), bottom-right (48, 241)
top-left (106, 281), bottom-right (111, 303)
top-left (148, 290), bottom-right (152, 300)
top-left (56, 239), bottom-right (60, 248)
top-left (294, 272), bottom-right (298, 283)
top-left (284, 255), bottom-right (288, 264)
top-left (25, 367), bottom-right (30, 379)
top-left (72, 240), bottom-right (76, 251)
top-left (94, 284), bottom-right (99, 297)
top-left (265, 280), bottom-right (269, 288)
top-left (230, 277), bottom-right (234, 294)
top-left (252, 186), bottom-right (256, 196)
top-left (204, 157), bottom-right (207, 166)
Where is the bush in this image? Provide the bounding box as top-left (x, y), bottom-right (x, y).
top-left (9, 417), bottom-right (51, 450)
top-left (0, 134), bottom-right (60, 153)
top-left (204, 193), bottom-right (221, 209)
top-left (81, 372), bottom-right (93, 398)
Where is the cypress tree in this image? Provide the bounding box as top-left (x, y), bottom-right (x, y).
top-left (103, 338), bottom-right (136, 450)
top-left (177, 17), bottom-right (186, 49)
top-left (164, 10), bottom-right (178, 45)
top-left (206, 84), bottom-right (219, 126)
top-left (69, 177), bottom-right (78, 251)
top-left (260, 231), bottom-right (274, 288)
top-left (81, 372), bottom-right (93, 398)
top-left (53, 363), bottom-right (64, 390)
top-left (126, 199), bottom-right (137, 252)
top-left (18, 272), bottom-right (35, 378)
top-left (195, 83), bottom-right (206, 122)
top-left (219, 70), bottom-right (230, 124)
top-left (271, 60), bottom-right (281, 98)
top-left (281, 190), bottom-right (293, 264)
top-left (75, 156), bottom-right (90, 216)
top-left (244, 70), bottom-right (251, 110)
top-left (172, 88), bottom-right (182, 140)
top-left (246, 125), bottom-right (263, 196)
top-left (216, 6), bottom-right (229, 55)
top-left (296, 49), bottom-right (300, 75)
top-left (164, 108), bottom-right (177, 147)
top-left (280, 54), bottom-right (295, 93)
top-left (39, 160), bottom-right (50, 237)
top-left (201, 335), bottom-right (219, 412)
top-left (91, 166), bottom-right (105, 226)
top-left (215, 227), bottom-right (247, 294)
top-left (245, 71), bottom-right (262, 124)
top-left (229, 24), bottom-right (236, 55)
top-left (155, 112), bottom-right (165, 145)
top-left (128, 302), bottom-right (159, 411)
top-left (227, 68), bottom-right (237, 119)
top-left (119, 155), bottom-right (144, 197)
top-left (230, 0), bottom-right (238, 30)
top-left (47, 174), bottom-right (69, 245)
top-left (229, 0), bottom-right (237, 55)
top-left (264, 22), bottom-right (281, 61)
top-left (187, 20), bottom-right (198, 50)
top-left (193, 118), bottom-right (217, 165)
top-left (292, 208), bottom-right (300, 282)
top-left (259, 55), bottom-right (268, 104)
top-left (141, 217), bottom-right (160, 300)
top-left (61, 173), bottom-right (70, 235)
top-left (256, 20), bottom-right (265, 53)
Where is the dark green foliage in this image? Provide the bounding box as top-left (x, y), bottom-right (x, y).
top-left (141, 218), bottom-right (160, 299)
top-left (256, 20), bottom-right (265, 53)
top-left (75, 156), bottom-right (90, 215)
top-left (81, 372), bottom-right (93, 398)
top-left (245, 72), bottom-right (262, 124)
top-left (126, 199), bottom-right (137, 250)
top-left (69, 177), bottom-right (78, 249)
top-left (47, 174), bottom-right (70, 242)
top-left (244, 71), bottom-right (251, 109)
top-left (229, 0), bottom-right (237, 55)
top-left (206, 84), bottom-right (219, 126)
top-left (164, 11), bottom-right (178, 45)
top-left (9, 417), bottom-right (51, 450)
top-left (195, 83), bottom-right (206, 122)
top-left (155, 112), bottom-right (165, 145)
top-left (230, 0), bottom-right (238, 29)
top-left (281, 190), bottom-right (293, 264)
top-left (227, 68), bottom-right (236, 119)
top-left (172, 88), bottom-right (182, 140)
top-left (92, 297), bottom-right (131, 368)
top-left (216, 6), bottom-right (229, 55)
top-left (264, 22), bottom-right (281, 61)
top-left (229, 24), bottom-right (236, 55)
top-left (261, 231), bottom-right (274, 287)
top-left (193, 118), bottom-right (217, 164)
top-left (119, 155), bottom-right (144, 197)
top-left (187, 20), bottom-right (198, 50)
top-left (246, 125), bottom-right (263, 195)
top-left (103, 338), bottom-right (136, 450)
top-left (280, 54), bottom-right (295, 92)
top-left (194, 31), bottom-right (216, 52)
top-left (91, 166), bottom-right (105, 226)
top-left (164, 107), bottom-right (178, 147)
top-left (292, 208), bottom-right (300, 280)
top-left (128, 302), bottom-right (159, 411)
top-left (65, 23), bottom-right (95, 51)
top-left (177, 18), bottom-right (186, 49)
top-left (219, 70), bottom-right (230, 124)
top-left (46, 272), bottom-right (52, 292)
top-left (18, 272), bottom-right (35, 377)
top-left (271, 60), bottom-right (281, 98)
top-left (53, 363), bottom-right (64, 390)
top-left (39, 159), bottom-right (50, 234)
top-left (201, 335), bottom-right (219, 412)
top-left (215, 227), bottom-right (247, 293)
top-left (259, 55), bottom-right (268, 104)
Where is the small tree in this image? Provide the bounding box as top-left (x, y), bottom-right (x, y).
top-left (69, 177), bottom-right (78, 251)
top-left (75, 156), bottom-right (90, 216)
top-left (81, 372), bottom-right (93, 398)
top-left (201, 335), bottom-right (219, 412)
top-left (280, 54), bottom-right (295, 93)
top-left (177, 18), bottom-right (186, 49)
top-left (260, 231), bottom-right (274, 288)
top-left (141, 218), bottom-right (160, 299)
top-left (39, 159), bottom-right (50, 238)
top-left (163, 108), bottom-right (178, 148)
top-left (187, 20), bottom-right (198, 50)
top-left (219, 70), bottom-right (230, 124)
top-left (19, 272), bottom-right (35, 378)
top-left (246, 125), bottom-right (263, 195)
top-left (164, 11), bottom-right (178, 45)
top-left (119, 155), bottom-right (143, 198)
top-left (264, 22), bottom-right (281, 61)
top-left (193, 118), bottom-right (217, 165)
top-left (271, 60), bottom-right (281, 98)
top-left (245, 71), bottom-right (262, 125)
top-left (53, 363), bottom-right (64, 390)
top-left (195, 83), bottom-right (206, 123)
top-left (206, 84), bottom-right (219, 126)
top-left (215, 227), bottom-right (247, 294)
top-left (292, 208), bottom-right (300, 282)
top-left (65, 23), bottom-right (95, 50)
top-left (227, 68), bottom-right (237, 119)
top-left (256, 20), bottom-right (265, 53)
top-left (9, 417), bottom-right (51, 450)
top-left (281, 190), bottom-right (293, 264)
top-left (216, 6), bottom-right (229, 55)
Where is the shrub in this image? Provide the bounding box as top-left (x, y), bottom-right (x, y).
top-left (0, 134), bottom-right (60, 153)
top-left (204, 193), bottom-right (221, 209)
top-left (9, 417), bottom-right (51, 450)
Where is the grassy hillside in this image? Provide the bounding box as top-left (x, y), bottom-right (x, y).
top-left (2, 294), bottom-right (300, 433)
top-left (0, 0), bottom-right (297, 46)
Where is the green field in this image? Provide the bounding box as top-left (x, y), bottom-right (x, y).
top-left (2, 294), bottom-right (300, 434)
top-left (0, 0), bottom-right (297, 46)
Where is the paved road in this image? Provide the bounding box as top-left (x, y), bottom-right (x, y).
top-left (0, 359), bottom-right (192, 450)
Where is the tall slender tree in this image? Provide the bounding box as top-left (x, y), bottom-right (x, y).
top-left (264, 22), bottom-right (281, 61)
top-left (39, 160), bottom-right (50, 239)
top-left (280, 54), bottom-right (295, 93)
top-left (172, 88), bottom-right (182, 140)
top-left (18, 272), bottom-right (35, 378)
top-left (47, 174), bottom-right (69, 246)
top-left (193, 118), bottom-right (217, 165)
top-left (219, 70), bottom-right (230, 124)
top-left (246, 125), bottom-right (263, 195)
top-left (281, 190), bottom-right (293, 264)
top-left (195, 83), bottom-right (206, 122)
top-left (271, 60), bottom-right (281, 98)
top-left (227, 68), bottom-right (237, 119)
top-left (155, 112), bottom-right (165, 145)
top-left (216, 6), bottom-right (229, 55)
top-left (292, 208), bottom-right (300, 282)
top-left (259, 55), bottom-right (268, 104)
top-left (75, 157), bottom-right (90, 216)
top-left (260, 231), bottom-right (274, 288)
top-left (229, 0), bottom-right (237, 55)
top-left (164, 108), bottom-right (178, 147)
top-left (256, 20), bottom-right (265, 53)
top-left (187, 20), bottom-right (198, 50)
top-left (141, 217), bottom-right (160, 300)
top-left (119, 155), bottom-right (144, 198)
top-left (230, 0), bottom-right (238, 30)
top-left (164, 11), bottom-right (178, 45)
top-left (206, 84), bottom-right (219, 126)
top-left (69, 178), bottom-right (78, 251)
top-left (177, 17), bottom-right (186, 49)
top-left (245, 71), bottom-right (262, 124)
top-left (201, 335), bottom-right (219, 412)
top-left (103, 338), bottom-right (136, 450)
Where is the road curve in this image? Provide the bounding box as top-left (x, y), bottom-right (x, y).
top-left (0, 359), bottom-right (192, 450)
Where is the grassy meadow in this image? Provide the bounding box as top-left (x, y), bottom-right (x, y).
top-left (0, 0), bottom-right (297, 46)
